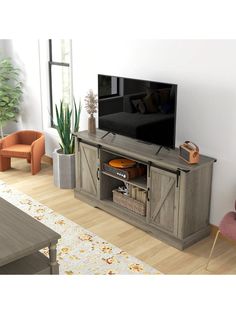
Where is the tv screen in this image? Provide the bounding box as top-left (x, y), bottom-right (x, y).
top-left (98, 74), bottom-right (177, 148)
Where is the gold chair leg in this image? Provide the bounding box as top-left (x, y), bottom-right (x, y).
top-left (205, 230), bottom-right (220, 270)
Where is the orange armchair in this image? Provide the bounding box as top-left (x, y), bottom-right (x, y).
top-left (0, 130), bottom-right (45, 175)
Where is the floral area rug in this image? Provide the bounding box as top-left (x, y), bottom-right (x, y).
top-left (0, 180), bottom-right (161, 275)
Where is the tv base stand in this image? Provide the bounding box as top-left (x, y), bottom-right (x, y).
top-left (100, 131), bottom-right (116, 139)
top-left (155, 145), bottom-right (170, 155)
top-left (74, 129), bottom-right (216, 250)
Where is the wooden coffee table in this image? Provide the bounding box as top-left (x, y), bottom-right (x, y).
top-left (0, 198), bottom-right (61, 274)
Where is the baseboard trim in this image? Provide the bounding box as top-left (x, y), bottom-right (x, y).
top-left (210, 224), bottom-right (218, 236)
top-left (42, 155), bottom-right (53, 165)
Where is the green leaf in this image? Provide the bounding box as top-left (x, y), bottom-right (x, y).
top-left (7, 102), bottom-right (14, 107)
top-left (54, 98), bottom-right (81, 154)
top-left (5, 112), bottom-right (15, 118)
top-left (2, 96), bottom-right (9, 102)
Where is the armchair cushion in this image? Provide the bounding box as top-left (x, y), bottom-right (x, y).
top-left (0, 144), bottom-right (31, 158)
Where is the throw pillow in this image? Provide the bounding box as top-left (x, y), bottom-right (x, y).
top-left (131, 99), bottom-right (146, 114)
top-left (143, 93), bottom-right (158, 113)
top-left (138, 101), bottom-right (146, 114)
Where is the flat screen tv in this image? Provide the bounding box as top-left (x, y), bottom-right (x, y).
top-left (98, 74), bottom-right (177, 148)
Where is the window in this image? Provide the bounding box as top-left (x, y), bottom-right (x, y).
top-left (48, 39), bottom-right (72, 127)
top-left (98, 75), bottom-right (119, 98)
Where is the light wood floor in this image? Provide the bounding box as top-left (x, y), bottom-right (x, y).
top-left (1, 158), bottom-right (236, 274)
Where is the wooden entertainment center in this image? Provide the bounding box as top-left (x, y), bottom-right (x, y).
top-left (74, 130), bottom-right (216, 250)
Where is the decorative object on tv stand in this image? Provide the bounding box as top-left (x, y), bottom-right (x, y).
top-left (0, 56), bottom-right (23, 138)
top-left (179, 141), bottom-right (199, 164)
top-left (53, 99), bottom-right (81, 189)
top-left (84, 89), bottom-right (98, 134)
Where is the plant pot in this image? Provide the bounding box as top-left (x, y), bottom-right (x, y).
top-left (53, 148), bottom-right (75, 189)
top-left (88, 115), bottom-right (96, 134)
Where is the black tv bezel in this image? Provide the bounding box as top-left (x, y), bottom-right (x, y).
top-left (98, 74), bottom-right (178, 149)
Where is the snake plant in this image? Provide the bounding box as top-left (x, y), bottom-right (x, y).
top-left (55, 99), bottom-right (81, 154)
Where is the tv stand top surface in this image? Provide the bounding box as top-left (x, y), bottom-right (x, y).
top-left (74, 129), bottom-right (216, 172)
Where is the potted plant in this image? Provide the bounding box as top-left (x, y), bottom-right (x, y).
top-left (53, 99), bottom-right (81, 189)
top-left (84, 89), bottom-right (98, 134)
top-left (0, 56), bottom-right (23, 138)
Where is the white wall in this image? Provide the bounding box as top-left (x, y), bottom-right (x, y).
top-left (72, 39), bottom-right (236, 225)
top-left (0, 40), bottom-right (9, 56)
top-left (0, 39), bottom-right (43, 134)
top-left (0, 39), bottom-right (60, 156)
top-left (1, 39), bottom-right (236, 225)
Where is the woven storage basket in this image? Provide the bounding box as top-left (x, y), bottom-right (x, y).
top-left (112, 189), bottom-right (146, 216)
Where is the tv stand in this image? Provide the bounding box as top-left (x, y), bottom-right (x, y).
top-left (74, 129), bottom-right (216, 250)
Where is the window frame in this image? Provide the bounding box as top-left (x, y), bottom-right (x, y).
top-left (98, 75), bottom-right (120, 100)
top-left (48, 39), bottom-right (70, 127)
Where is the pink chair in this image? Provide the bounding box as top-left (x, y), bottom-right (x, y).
top-left (206, 201), bottom-right (236, 269)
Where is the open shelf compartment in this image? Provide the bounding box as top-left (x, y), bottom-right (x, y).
top-left (99, 149), bottom-right (148, 217)
top-left (100, 148), bottom-right (148, 189)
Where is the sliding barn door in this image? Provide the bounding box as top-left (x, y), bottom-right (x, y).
top-left (78, 142), bottom-right (99, 199)
top-left (149, 167), bottom-right (179, 236)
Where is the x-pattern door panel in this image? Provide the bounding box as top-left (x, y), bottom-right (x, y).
top-left (149, 167), bottom-right (179, 235)
top-left (79, 143), bottom-right (99, 198)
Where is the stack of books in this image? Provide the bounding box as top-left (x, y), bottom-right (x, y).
top-left (130, 186), bottom-right (147, 204)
